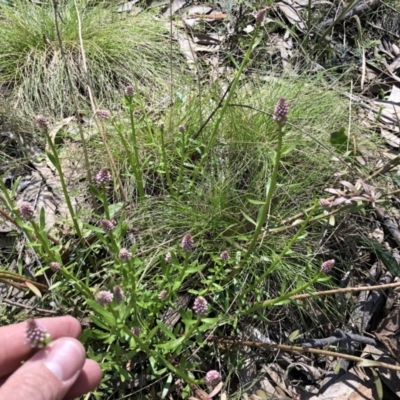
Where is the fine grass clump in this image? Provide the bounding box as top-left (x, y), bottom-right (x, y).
top-left (0, 0), bottom-right (186, 117)
top-left (98, 72), bottom-right (360, 307)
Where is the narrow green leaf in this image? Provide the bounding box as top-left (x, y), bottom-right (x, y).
top-left (391, 173), bottom-right (400, 188)
top-left (240, 210), bottom-right (257, 227)
top-left (155, 336), bottom-right (184, 351)
top-left (357, 360), bottom-right (380, 368)
top-left (161, 373), bottom-right (173, 399)
top-left (247, 198), bottom-right (265, 205)
top-left (289, 329), bottom-right (301, 342)
top-left (333, 362), bottom-right (341, 374)
top-left (370, 367), bottom-right (383, 400)
top-left (87, 299), bottom-right (117, 327)
top-left (109, 202), bottom-right (124, 218)
top-left (46, 151), bottom-right (58, 168)
top-left (39, 206), bottom-right (46, 231)
top-left (281, 139), bottom-right (299, 155)
top-left (156, 320), bottom-right (176, 340)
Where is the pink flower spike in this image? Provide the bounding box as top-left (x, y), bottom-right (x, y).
top-left (205, 370), bottom-right (221, 387)
top-left (26, 319), bottom-right (51, 348)
top-left (273, 97), bottom-right (289, 125)
top-left (321, 259), bottom-right (335, 274)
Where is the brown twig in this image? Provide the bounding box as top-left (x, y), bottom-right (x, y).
top-left (254, 280), bottom-right (400, 303)
top-left (0, 272), bottom-right (48, 291)
top-left (318, 0), bottom-right (380, 29)
top-left (1, 298), bottom-right (57, 314)
top-left (206, 335), bottom-right (400, 372)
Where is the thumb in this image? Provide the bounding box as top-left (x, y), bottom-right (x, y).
top-left (0, 338), bottom-right (86, 400)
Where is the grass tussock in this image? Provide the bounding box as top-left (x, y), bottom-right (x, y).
top-left (95, 73), bottom-right (359, 305)
top-left (0, 0), bottom-right (187, 117)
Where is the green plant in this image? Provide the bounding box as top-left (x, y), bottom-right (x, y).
top-left (0, 16), bottom-right (378, 399)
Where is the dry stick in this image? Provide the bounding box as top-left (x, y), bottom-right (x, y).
top-left (318, 0), bottom-right (380, 29)
top-left (265, 207), bottom-right (339, 236)
top-left (284, 280), bottom-right (400, 301)
top-left (51, 0), bottom-right (97, 211)
top-left (1, 298), bottom-right (58, 314)
top-left (206, 336), bottom-right (400, 373)
top-left (246, 281), bottom-right (400, 314)
top-left (0, 276), bottom-right (47, 292)
top-left (72, 0), bottom-right (127, 202)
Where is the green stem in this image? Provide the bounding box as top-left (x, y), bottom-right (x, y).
top-left (177, 127), bottom-right (186, 190)
top-left (44, 129), bottom-right (83, 241)
top-left (101, 185), bottom-right (110, 220)
top-left (113, 122), bottom-right (143, 199)
top-left (235, 203), bottom-right (317, 295)
top-left (128, 105), bottom-right (145, 199)
top-left (241, 272), bottom-right (323, 315)
top-left (60, 268), bottom-right (92, 298)
top-left (126, 258), bottom-right (138, 319)
top-left (30, 221), bottom-right (53, 258)
top-left (159, 124), bottom-right (174, 194)
top-left (191, 24), bottom-right (261, 182)
top-left (124, 327), bottom-right (198, 384)
top-left (183, 317), bottom-right (201, 340)
top-left (243, 126), bottom-right (284, 264)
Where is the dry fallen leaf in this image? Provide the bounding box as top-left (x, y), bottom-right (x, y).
top-left (163, 0), bottom-right (186, 16)
top-left (308, 366), bottom-right (376, 399)
top-left (276, 0), bottom-right (306, 31)
top-left (116, 0), bottom-right (140, 13)
top-left (364, 344), bottom-right (400, 397)
top-left (381, 128), bottom-right (400, 148)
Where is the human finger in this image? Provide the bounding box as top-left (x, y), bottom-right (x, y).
top-left (0, 337), bottom-right (85, 400)
top-left (65, 359), bottom-right (102, 399)
top-left (0, 316), bottom-right (81, 378)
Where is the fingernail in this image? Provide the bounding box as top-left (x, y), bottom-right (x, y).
top-left (43, 339), bottom-right (84, 382)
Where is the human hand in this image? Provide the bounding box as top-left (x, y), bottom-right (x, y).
top-left (0, 316), bottom-right (102, 400)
